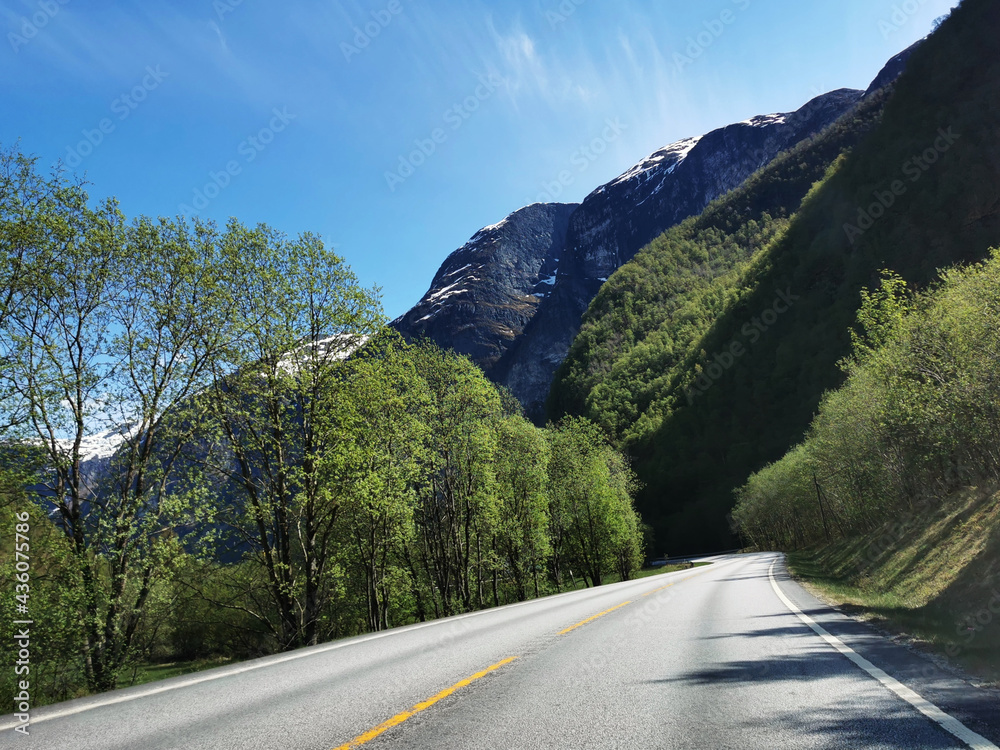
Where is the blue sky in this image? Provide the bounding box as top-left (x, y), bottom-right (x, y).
top-left (1, 0), bottom-right (957, 319)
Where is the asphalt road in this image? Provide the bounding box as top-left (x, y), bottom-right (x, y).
top-left (4, 553), bottom-right (1000, 749)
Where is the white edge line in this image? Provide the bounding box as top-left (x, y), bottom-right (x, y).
top-left (768, 556), bottom-right (998, 750)
top-left (0, 561), bottom-right (721, 730)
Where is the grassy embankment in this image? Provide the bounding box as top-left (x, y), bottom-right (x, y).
top-left (787, 486), bottom-right (1000, 685)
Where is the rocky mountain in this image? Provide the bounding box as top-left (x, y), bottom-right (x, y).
top-left (493, 88), bottom-right (867, 417)
top-left (392, 203), bottom-right (576, 371)
top-left (864, 39), bottom-right (924, 96)
top-left (395, 46), bottom-right (919, 420)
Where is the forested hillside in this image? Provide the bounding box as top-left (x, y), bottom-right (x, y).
top-left (0, 151), bottom-right (644, 706)
top-left (733, 258), bottom-right (1000, 549)
top-left (549, 87), bottom-right (893, 437)
top-left (550, 0), bottom-right (1000, 553)
top-left (732, 255), bottom-right (1000, 676)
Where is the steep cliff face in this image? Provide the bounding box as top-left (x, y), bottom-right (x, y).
top-left (492, 88), bottom-right (865, 418)
top-left (394, 44), bottom-right (919, 421)
top-left (392, 203), bottom-right (577, 371)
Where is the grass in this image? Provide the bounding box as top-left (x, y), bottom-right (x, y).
top-left (786, 486), bottom-right (1000, 686)
top-left (125, 656), bottom-right (242, 689)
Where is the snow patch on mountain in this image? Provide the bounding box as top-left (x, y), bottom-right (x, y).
top-left (57, 427), bottom-right (134, 463)
top-left (428, 278), bottom-right (472, 303)
top-left (444, 263), bottom-right (473, 278)
top-left (602, 136), bottom-right (703, 192)
top-left (470, 216), bottom-right (512, 242)
top-left (739, 113), bottom-right (789, 128)
top-left (276, 333), bottom-right (368, 375)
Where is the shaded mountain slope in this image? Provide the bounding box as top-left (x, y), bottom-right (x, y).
top-left (550, 86), bottom-right (896, 437)
top-left (552, 0), bottom-right (1000, 553)
top-left (493, 89), bottom-right (867, 418)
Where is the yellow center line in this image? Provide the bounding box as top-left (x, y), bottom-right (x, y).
top-left (557, 601), bottom-right (632, 635)
top-left (331, 656), bottom-right (518, 750)
top-left (642, 581), bottom-right (676, 597)
top-left (642, 570), bottom-right (703, 596)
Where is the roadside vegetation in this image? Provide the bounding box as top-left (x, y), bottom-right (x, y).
top-left (734, 255), bottom-right (1000, 681)
top-left (0, 148), bottom-right (645, 707)
top-left (786, 484), bottom-right (1000, 684)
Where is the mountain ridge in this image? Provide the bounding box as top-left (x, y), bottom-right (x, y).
top-left (393, 42), bottom-right (923, 421)
top-left (551, 0), bottom-right (1000, 553)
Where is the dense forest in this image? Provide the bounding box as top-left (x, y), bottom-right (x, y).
top-left (733, 256), bottom-right (1000, 549)
top-left (0, 150), bottom-right (644, 705)
top-left (549, 0), bottom-right (1000, 554)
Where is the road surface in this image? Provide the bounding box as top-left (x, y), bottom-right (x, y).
top-left (4, 553), bottom-right (999, 749)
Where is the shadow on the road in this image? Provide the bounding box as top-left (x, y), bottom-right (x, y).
top-left (647, 652), bottom-right (976, 747)
top-left (649, 649), bottom-right (852, 685)
top-left (697, 625), bottom-right (813, 641)
top-left (751, 608), bottom-right (834, 619)
top-left (736, 704), bottom-right (964, 749)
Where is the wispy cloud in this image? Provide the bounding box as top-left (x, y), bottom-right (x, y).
top-left (207, 20), bottom-right (229, 54)
top-left (485, 15), bottom-right (596, 110)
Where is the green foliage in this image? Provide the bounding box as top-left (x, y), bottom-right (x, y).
top-left (550, 0), bottom-right (1000, 553)
top-left (0, 151), bottom-right (264, 692)
top-left (0, 494), bottom-right (88, 708)
top-left (845, 270), bottom-right (913, 369)
top-left (0, 131), bottom-right (640, 707)
top-left (324, 333), bottom-right (430, 631)
top-left (493, 415), bottom-right (551, 601)
top-left (193, 220), bottom-right (384, 651)
top-left (546, 417), bottom-right (643, 588)
top-left (735, 249), bottom-right (1000, 550)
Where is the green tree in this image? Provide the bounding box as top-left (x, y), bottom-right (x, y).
top-left (0, 150), bottom-right (244, 691)
top-left (493, 415), bottom-right (551, 601)
top-left (547, 418), bottom-right (643, 588)
top-left (323, 333), bottom-right (429, 632)
top-left (844, 270), bottom-right (913, 371)
top-left (407, 343), bottom-right (503, 616)
top-left (198, 221), bottom-right (383, 650)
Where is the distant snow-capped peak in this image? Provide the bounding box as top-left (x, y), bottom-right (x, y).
top-left (276, 333), bottom-right (368, 375)
top-left (598, 136), bottom-right (703, 193)
top-left (738, 112), bottom-right (789, 128)
top-left (49, 425), bottom-right (135, 464)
